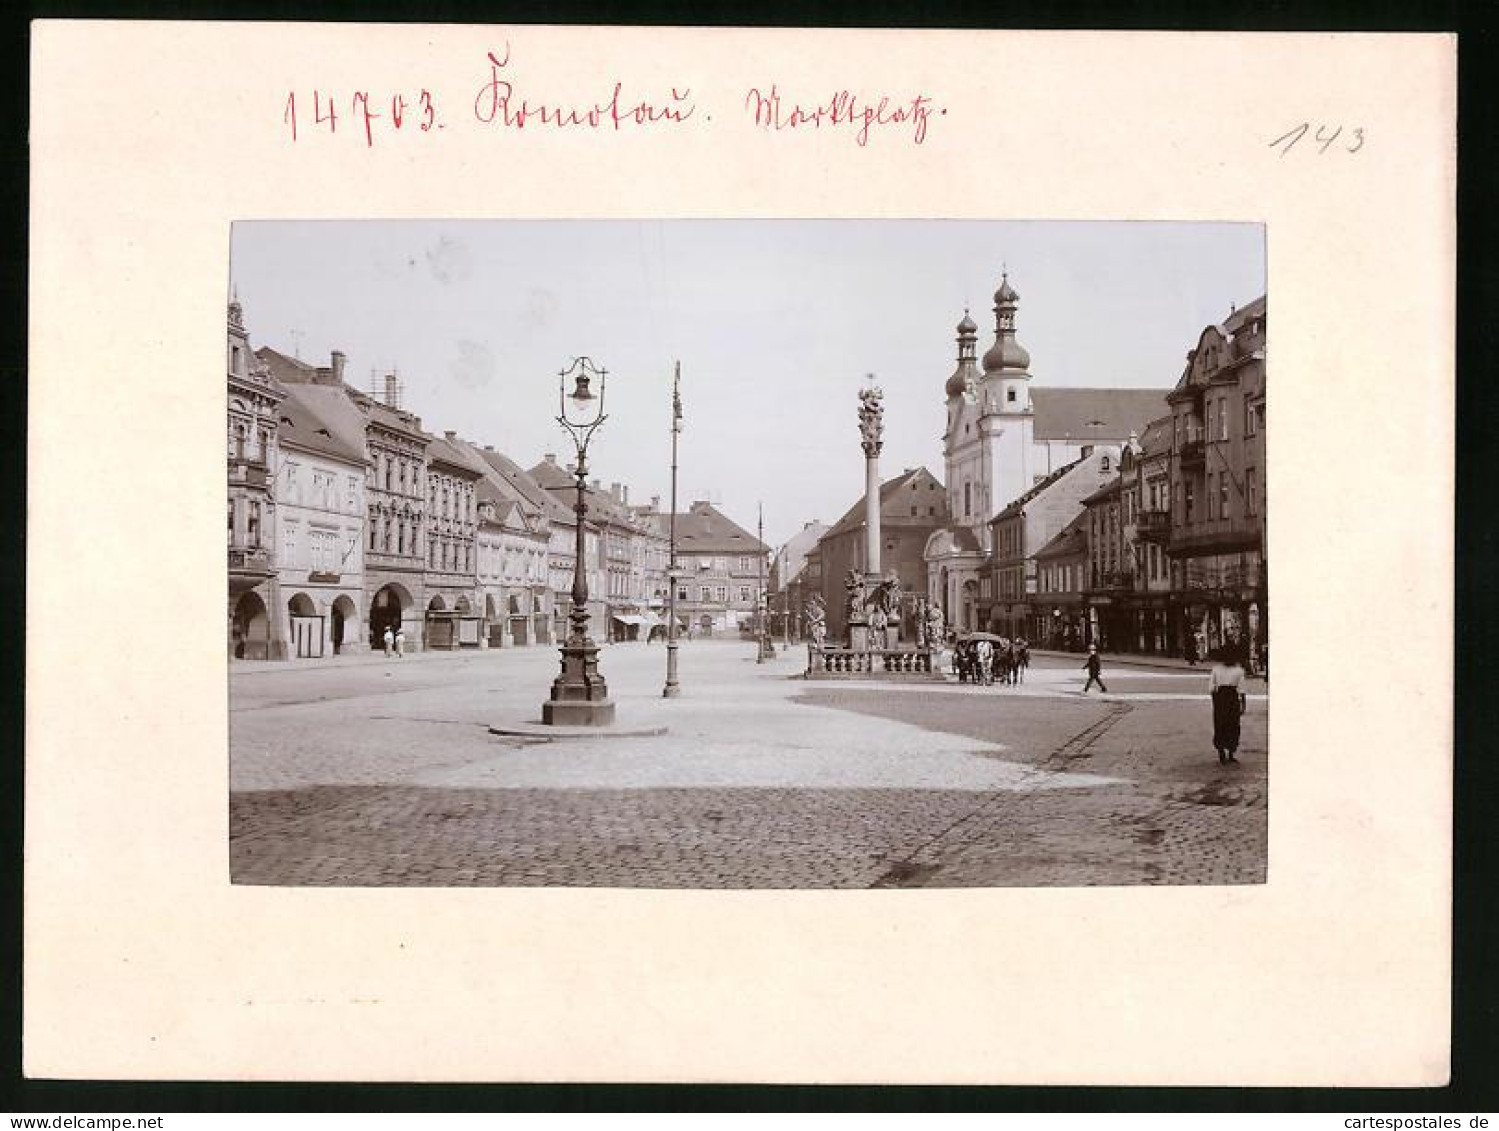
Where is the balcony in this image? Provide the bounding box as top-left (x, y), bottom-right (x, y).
top-left (228, 459), bottom-right (269, 488)
top-left (1135, 508), bottom-right (1171, 542)
top-left (1178, 435), bottom-right (1206, 466)
top-left (229, 547), bottom-right (273, 575)
top-left (1167, 519), bottom-right (1263, 558)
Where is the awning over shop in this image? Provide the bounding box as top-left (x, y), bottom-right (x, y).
top-left (611, 614), bottom-right (648, 627)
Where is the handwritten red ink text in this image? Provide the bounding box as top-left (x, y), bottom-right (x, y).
top-left (473, 44), bottom-right (696, 132)
top-left (743, 84), bottom-right (940, 147)
top-left (284, 88), bottom-right (439, 146)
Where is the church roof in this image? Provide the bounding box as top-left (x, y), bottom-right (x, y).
top-left (1031, 388), bottom-right (1171, 442)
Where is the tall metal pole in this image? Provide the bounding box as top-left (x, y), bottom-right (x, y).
top-left (663, 362), bottom-right (682, 697)
top-left (756, 502), bottom-right (768, 663)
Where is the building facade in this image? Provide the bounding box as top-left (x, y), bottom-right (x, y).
top-left (273, 382), bottom-right (367, 658)
top-left (227, 299), bottom-right (285, 659)
top-left (422, 432), bottom-right (483, 648)
top-left (1163, 296), bottom-right (1267, 663)
top-left (1033, 511), bottom-right (1091, 649)
top-left (660, 501), bottom-right (769, 637)
top-left (985, 449), bottom-right (1119, 639)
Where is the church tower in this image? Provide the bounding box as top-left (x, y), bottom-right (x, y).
top-left (940, 272), bottom-right (1038, 543)
top-left (976, 272), bottom-right (1037, 516)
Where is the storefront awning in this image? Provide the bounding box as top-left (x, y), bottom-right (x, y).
top-left (611, 614), bottom-right (648, 627)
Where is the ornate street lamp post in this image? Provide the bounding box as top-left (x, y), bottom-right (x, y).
top-left (663, 361), bottom-right (683, 698)
top-left (541, 357), bottom-right (616, 727)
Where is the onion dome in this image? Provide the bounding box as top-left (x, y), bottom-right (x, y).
top-left (982, 335), bottom-right (1030, 374)
top-left (981, 271), bottom-right (1031, 374)
top-left (946, 308), bottom-right (980, 397)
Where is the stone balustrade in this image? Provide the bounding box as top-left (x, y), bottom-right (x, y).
top-left (806, 647), bottom-right (939, 677)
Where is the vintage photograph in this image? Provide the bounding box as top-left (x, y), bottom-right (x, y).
top-left (228, 219), bottom-right (1267, 888)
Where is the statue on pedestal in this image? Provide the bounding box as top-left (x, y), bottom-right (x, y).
top-left (927, 602), bottom-right (946, 647)
top-left (844, 568), bottom-right (866, 621)
top-left (805, 595), bottom-right (827, 649)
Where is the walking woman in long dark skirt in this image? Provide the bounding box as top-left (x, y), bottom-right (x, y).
top-left (1208, 647), bottom-right (1248, 764)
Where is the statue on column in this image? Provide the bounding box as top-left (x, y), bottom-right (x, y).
top-left (857, 385), bottom-right (885, 457)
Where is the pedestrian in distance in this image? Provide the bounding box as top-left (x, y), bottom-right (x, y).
top-left (1184, 633), bottom-right (1199, 666)
top-left (382, 626), bottom-right (394, 658)
top-left (1209, 646), bottom-right (1248, 764)
top-left (394, 628), bottom-right (405, 658)
top-left (1082, 645), bottom-right (1108, 693)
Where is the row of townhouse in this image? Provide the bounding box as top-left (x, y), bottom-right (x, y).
top-left (226, 299), bottom-right (764, 660)
top-left (986, 296), bottom-right (1268, 665)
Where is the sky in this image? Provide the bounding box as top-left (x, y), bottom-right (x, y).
top-left (230, 220), bottom-right (1264, 549)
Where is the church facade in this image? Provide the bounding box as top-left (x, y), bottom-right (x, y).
top-left (924, 273), bottom-right (1172, 633)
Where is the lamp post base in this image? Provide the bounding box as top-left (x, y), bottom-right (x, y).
top-left (541, 635), bottom-right (616, 727)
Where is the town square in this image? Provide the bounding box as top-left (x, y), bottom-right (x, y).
top-left (228, 219), bottom-right (1268, 888)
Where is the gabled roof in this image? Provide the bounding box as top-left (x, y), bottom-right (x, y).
top-left (823, 467), bottom-right (946, 539)
top-left (461, 442), bottom-right (573, 527)
top-left (426, 433), bottom-right (484, 479)
top-left (274, 383), bottom-right (367, 466)
top-left (526, 457), bottom-right (637, 531)
top-left (1033, 511), bottom-right (1090, 562)
top-left (255, 346), bottom-right (318, 385)
top-left (669, 502), bottom-right (768, 554)
top-left (1137, 413), bottom-right (1173, 458)
top-left (270, 382), bottom-right (371, 467)
top-left (992, 457), bottom-right (1083, 522)
top-left (1223, 294), bottom-right (1267, 336)
top-left (1031, 388), bottom-right (1171, 442)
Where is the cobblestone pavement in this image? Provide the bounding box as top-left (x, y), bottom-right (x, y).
top-left (230, 642), bottom-right (1266, 888)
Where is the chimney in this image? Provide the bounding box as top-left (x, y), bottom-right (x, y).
top-left (565, 460), bottom-right (577, 474)
top-left (622, 485), bottom-right (630, 505)
top-left (384, 373), bottom-right (399, 407)
top-left (651, 495), bottom-right (661, 509)
top-left (331, 350), bottom-right (346, 384)
top-left (591, 478), bottom-right (601, 491)
top-left (445, 430), bottom-right (457, 441)
top-left (485, 444), bottom-right (494, 452)
top-left (544, 452), bottom-right (557, 464)
top-left (610, 482), bottom-right (622, 502)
